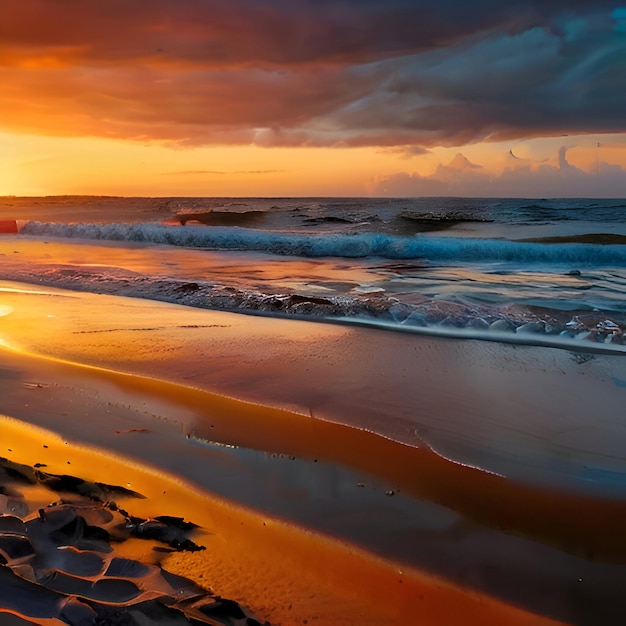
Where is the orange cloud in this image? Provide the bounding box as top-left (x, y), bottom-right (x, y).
top-left (374, 146), bottom-right (626, 198)
top-left (2, 0), bottom-right (625, 152)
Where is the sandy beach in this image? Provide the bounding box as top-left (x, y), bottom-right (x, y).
top-left (5, 0), bottom-right (626, 621)
top-left (0, 267), bottom-right (624, 624)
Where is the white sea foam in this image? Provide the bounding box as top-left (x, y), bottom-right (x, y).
top-left (20, 221), bottom-right (626, 265)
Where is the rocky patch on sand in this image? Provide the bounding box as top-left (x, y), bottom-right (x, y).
top-left (0, 457), bottom-right (268, 625)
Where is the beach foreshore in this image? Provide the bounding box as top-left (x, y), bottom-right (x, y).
top-left (0, 278), bottom-right (625, 624)
top-left (0, 326), bottom-right (557, 626)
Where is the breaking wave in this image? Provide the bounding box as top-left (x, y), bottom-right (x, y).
top-left (21, 221), bottom-right (626, 265)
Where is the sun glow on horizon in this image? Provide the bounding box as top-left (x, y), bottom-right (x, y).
top-left (1, 132), bottom-right (408, 197)
top-left (3, 130), bottom-right (626, 199)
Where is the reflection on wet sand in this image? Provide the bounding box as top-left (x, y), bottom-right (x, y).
top-left (0, 280), bottom-right (625, 624)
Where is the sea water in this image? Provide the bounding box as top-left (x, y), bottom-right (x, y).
top-left (2, 196), bottom-right (626, 344)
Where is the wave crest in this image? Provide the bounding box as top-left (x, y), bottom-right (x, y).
top-left (20, 221), bottom-right (626, 265)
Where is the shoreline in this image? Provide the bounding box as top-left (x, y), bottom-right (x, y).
top-left (1, 236), bottom-right (625, 352)
top-left (0, 280), bottom-right (626, 622)
top-left (1, 279), bottom-right (625, 490)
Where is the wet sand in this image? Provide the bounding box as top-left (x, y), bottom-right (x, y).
top-left (0, 275), bottom-right (625, 623)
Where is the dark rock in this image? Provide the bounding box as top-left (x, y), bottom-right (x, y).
top-left (516, 322), bottom-right (546, 334)
top-left (198, 597), bottom-right (247, 620)
top-left (0, 515), bottom-right (26, 533)
top-left (129, 519), bottom-right (205, 552)
top-left (55, 547), bottom-right (105, 577)
top-left (59, 596), bottom-right (97, 626)
top-left (0, 534), bottom-right (34, 561)
top-left (173, 282), bottom-right (201, 293)
top-left (105, 558), bottom-right (153, 579)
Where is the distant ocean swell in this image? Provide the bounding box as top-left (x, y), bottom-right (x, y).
top-left (20, 221), bottom-right (626, 265)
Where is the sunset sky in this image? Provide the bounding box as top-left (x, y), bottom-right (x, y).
top-left (2, 0), bottom-right (626, 197)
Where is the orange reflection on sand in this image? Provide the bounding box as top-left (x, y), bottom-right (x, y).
top-left (1, 279), bottom-right (624, 624)
top-left (0, 413), bottom-right (563, 626)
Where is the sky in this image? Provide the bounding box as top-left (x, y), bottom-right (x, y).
top-left (2, 0), bottom-right (626, 197)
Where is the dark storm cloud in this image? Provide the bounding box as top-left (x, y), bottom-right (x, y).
top-left (325, 14), bottom-right (626, 145)
top-left (1, 1), bottom-right (624, 147)
top-left (5, 0), bottom-right (614, 65)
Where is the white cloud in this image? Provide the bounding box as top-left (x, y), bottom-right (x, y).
top-left (374, 148), bottom-right (626, 197)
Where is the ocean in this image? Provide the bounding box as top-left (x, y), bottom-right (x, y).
top-left (2, 195), bottom-right (626, 346)
top-left (1, 195), bottom-right (626, 623)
